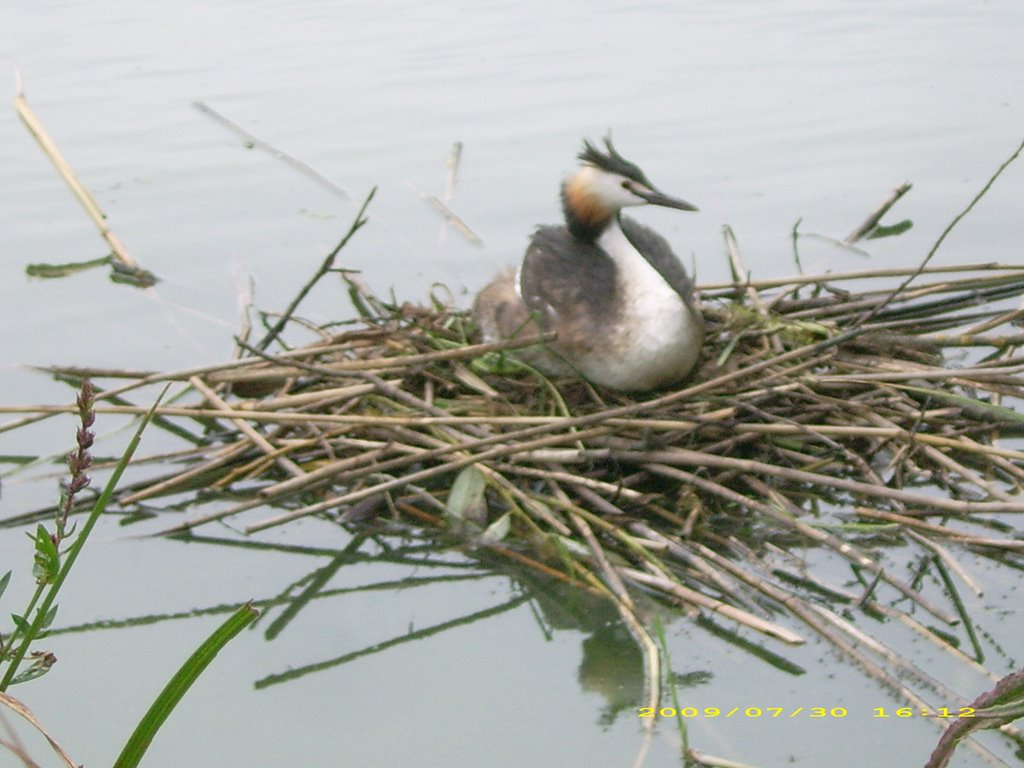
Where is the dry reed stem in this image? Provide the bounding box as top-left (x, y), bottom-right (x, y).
top-left (216, 332), bottom-right (559, 383)
top-left (119, 442), bottom-right (251, 505)
top-left (189, 376), bottom-right (305, 478)
top-left (635, 450), bottom-right (1024, 516)
top-left (500, 465), bottom-right (644, 501)
top-left (844, 181), bottom-right (913, 244)
top-left (245, 425), bottom-right (617, 532)
top-left (905, 530), bottom-right (983, 596)
top-left (194, 101), bottom-right (349, 199)
top-left (14, 77), bottom-right (140, 274)
top-left (258, 449), bottom-right (389, 498)
top-left (697, 262), bottom-right (1024, 292)
top-left (0, 333), bottom-right (556, 438)
top-left (6, 403), bottom-right (1024, 465)
top-left (629, 523), bottom-right (783, 618)
top-left (621, 567), bottom-right (802, 644)
top-left (568, 508), bottom-right (634, 609)
top-left (645, 464), bottom-right (957, 623)
top-left (0, 692), bottom-right (78, 768)
top-left (851, 508), bottom-right (1024, 549)
top-left (724, 224), bottom-right (782, 355)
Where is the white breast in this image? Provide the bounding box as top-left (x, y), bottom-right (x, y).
top-left (575, 221), bottom-right (701, 391)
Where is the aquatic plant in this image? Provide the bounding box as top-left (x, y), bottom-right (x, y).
top-left (0, 382), bottom-right (257, 767)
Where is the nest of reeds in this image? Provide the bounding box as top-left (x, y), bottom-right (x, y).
top-left (22, 252), bottom-right (1024, 721)
top-left (116, 259), bottom-right (1024, 543)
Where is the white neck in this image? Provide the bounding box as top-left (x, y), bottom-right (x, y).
top-left (583, 217), bottom-right (701, 389)
top-left (597, 216), bottom-right (645, 271)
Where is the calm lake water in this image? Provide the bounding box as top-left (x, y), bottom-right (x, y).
top-left (1, 1), bottom-right (1023, 766)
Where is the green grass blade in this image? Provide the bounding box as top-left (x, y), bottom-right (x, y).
top-left (894, 382), bottom-right (1024, 423)
top-left (0, 388), bottom-right (167, 691)
top-left (113, 602), bottom-right (259, 768)
top-left (653, 617), bottom-right (689, 755)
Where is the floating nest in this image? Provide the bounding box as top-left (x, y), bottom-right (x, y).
top-left (109, 262), bottom-right (1024, 547)
top-left (13, 256), bottom-right (1024, 736)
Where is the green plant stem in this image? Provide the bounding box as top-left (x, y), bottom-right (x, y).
top-left (0, 583), bottom-right (44, 659)
top-left (113, 602), bottom-right (259, 768)
top-left (856, 133), bottom-right (1024, 326)
top-left (255, 187), bottom-right (375, 351)
top-left (0, 390), bottom-right (165, 691)
top-left (654, 617), bottom-right (689, 756)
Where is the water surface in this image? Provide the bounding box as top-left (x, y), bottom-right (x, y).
top-left (1, 1), bottom-right (1023, 765)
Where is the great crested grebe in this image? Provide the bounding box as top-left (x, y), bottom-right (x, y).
top-left (473, 137), bottom-right (703, 392)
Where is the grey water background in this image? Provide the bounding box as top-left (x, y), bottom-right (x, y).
top-left (1, 1), bottom-right (1023, 766)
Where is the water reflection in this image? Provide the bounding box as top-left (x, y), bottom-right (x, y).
top-left (38, 520), bottom-right (777, 732)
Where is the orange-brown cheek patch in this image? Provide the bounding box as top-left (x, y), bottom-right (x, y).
top-left (565, 176), bottom-right (610, 230)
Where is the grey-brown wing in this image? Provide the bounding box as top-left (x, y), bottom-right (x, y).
top-left (619, 216), bottom-right (696, 305)
top-left (519, 226), bottom-right (618, 350)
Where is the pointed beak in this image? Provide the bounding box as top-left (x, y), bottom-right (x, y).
top-left (635, 186), bottom-right (699, 212)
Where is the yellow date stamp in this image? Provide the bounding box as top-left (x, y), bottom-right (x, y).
top-left (872, 707), bottom-right (976, 719)
top-left (637, 707), bottom-right (977, 719)
top-left (638, 707), bottom-right (849, 719)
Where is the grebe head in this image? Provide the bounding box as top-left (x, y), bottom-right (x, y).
top-left (562, 137), bottom-right (697, 239)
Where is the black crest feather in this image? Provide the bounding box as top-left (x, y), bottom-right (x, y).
top-left (577, 136), bottom-right (650, 185)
